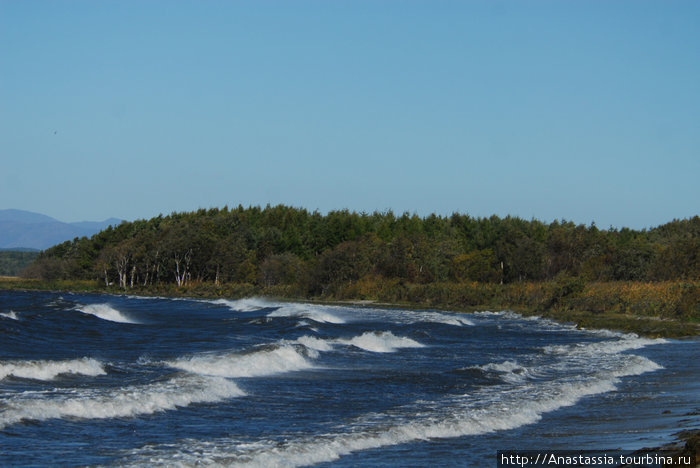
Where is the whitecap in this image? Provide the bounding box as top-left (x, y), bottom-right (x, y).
top-left (267, 303), bottom-right (346, 324)
top-left (339, 331), bottom-right (424, 353)
top-left (0, 374), bottom-right (243, 430)
top-left (212, 297), bottom-right (272, 312)
top-left (121, 352), bottom-right (661, 468)
top-left (0, 357), bottom-right (106, 381)
top-left (167, 345), bottom-right (317, 378)
top-left (543, 334), bottom-right (666, 357)
top-left (76, 304), bottom-right (139, 324)
top-left (294, 336), bottom-right (334, 352)
top-left (472, 360), bottom-right (534, 384)
top-left (417, 312), bottom-right (474, 326)
top-left (0, 310), bottom-right (18, 320)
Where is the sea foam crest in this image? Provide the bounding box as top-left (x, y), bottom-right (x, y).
top-left (212, 298), bottom-right (272, 312)
top-left (418, 312), bottom-right (474, 327)
top-left (126, 348), bottom-right (662, 468)
top-left (122, 373), bottom-right (651, 468)
top-left (474, 360), bottom-right (534, 384)
top-left (294, 336), bottom-right (334, 352)
top-left (339, 331), bottom-right (424, 353)
top-left (120, 328), bottom-right (666, 468)
top-left (167, 345), bottom-right (317, 378)
top-left (267, 303), bottom-right (346, 324)
top-left (0, 357), bottom-right (106, 381)
top-left (543, 334), bottom-right (666, 357)
top-left (0, 374), bottom-right (243, 430)
top-left (0, 310), bottom-right (19, 320)
top-left (76, 304), bottom-right (139, 324)
top-left (212, 298), bottom-right (347, 325)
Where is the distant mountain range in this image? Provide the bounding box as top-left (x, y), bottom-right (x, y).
top-left (0, 209), bottom-right (122, 250)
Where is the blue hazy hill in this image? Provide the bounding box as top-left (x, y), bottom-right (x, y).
top-left (0, 209), bottom-right (121, 250)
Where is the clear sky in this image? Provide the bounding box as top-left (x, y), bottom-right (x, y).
top-left (1, 1), bottom-right (698, 229)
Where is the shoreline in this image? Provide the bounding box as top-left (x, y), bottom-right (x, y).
top-left (1, 281), bottom-right (699, 465)
top-left (321, 297), bottom-right (700, 339)
top-left (1, 277), bottom-right (699, 338)
top-left (619, 430), bottom-right (699, 467)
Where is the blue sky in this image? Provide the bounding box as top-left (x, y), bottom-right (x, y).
top-left (1, 1), bottom-right (698, 229)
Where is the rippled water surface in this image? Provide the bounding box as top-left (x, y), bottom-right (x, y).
top-left (1, 290), bottom-right (698, 467)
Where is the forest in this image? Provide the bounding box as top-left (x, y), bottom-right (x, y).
top-left (0, 250), bottom-right (39, 276)
top-left (21, 205), bottom-right (699, 294)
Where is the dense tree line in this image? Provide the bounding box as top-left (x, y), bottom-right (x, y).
top-left (22, 205), bottom-right (700, 293)
top-left (0, 250), bottom-right (40, 276)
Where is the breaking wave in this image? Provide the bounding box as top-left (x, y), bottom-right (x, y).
top-left (0, 311), bottom-right (18, 320)
top-left (0, 374), bottom-right (243, 430)
top-left (212, 298), bottom-right (474, 328)
top-left (471, 360), bottom-right (535, 384)
top-left (166, 345), bottom-right (318, 378)
top-left (123, 351), bottom-right (662, 468)
top-left (543, 334), bottom-right (667, 357)
top-left (0, 357), bottom-right (106, 381)
top-left (167, 330), bottom-right (425, 379)
top-left (267, 303), bottom-right (346, 324)
top-left (339, 331), bottom-right (424, 353)
top-left (415, 312), bottom-right (474, 326)
top-left (294, 336), bottom-right (334, 352)
top-left (76, 304), bottom-right (139, 324)
top-left (212, 298), bottom-right (348, 324)
top-left (212, 298), bottom-right (272, 312)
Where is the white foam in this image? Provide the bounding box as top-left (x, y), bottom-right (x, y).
top-left (167, 345), bottom-right (317, 378)
top-left (421, 313), bottom-right (474, 326)
top-left (123, 357), bottom-right (658, 468)
top-left (0, 374), bottom-right (243, 430)
top-left (210, 298), bottom-right (348, 324)
top-left (474, 360), bottom-right (533, 384)
top-left (76, 304), bottom-right (139, 324)
top-left (584, 328), bottom-right (624, 338)
top-left (119, 326), bottom-right (668, 468)
top-left (267, 303), bottom-right (346, 324)
top-left (212, 298), bottom-right (272, 312)
top-left (0, 357), bottom-right (106, 381)
top-left (473, 310), bottom-right (508, 317)
top-left (543, 334), bottom-right (666, 357)
top-left (480, 360), bottom-right (522, 373)
top-left (607, 354), bottom-right (663, 378)
top-left (165, 330), bottom-right (425, 380)
top-left (0, 310), bottom-right (18, 320)
top-left (339, 331), bottom-right (424, 353)
top-left (294, 336), bottom-right (334, 352)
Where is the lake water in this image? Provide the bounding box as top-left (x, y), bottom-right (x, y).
top-left (1, 290), bottom-right (698, 467)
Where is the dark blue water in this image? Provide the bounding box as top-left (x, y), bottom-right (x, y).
top-left (1, 290), bottom-right (698, 467)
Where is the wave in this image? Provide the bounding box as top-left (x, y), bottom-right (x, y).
top-left (543, 334), bottom-right (666, 357)
top-left (294, 336), bottom-right (334, 352)
top-left (0, 374), bottom-right (243, 430)
top-left (212, 298), bottom-right (347, 324)
top-left (76, 304), bottom-right (139, 324)
top-left (212, 298), bottom-right (272, 312)
top-left (0, 357), bottom-right (106, 381)
top-left (338, 331), bottom-right (424, 353)
top-left (119, 329), bottom-right (666, 468)
top-left (417, 312), bottom-right (474, 327)
top-left (167, 331), bottom-right (424, 379)
top-left (267, 303), bottom-right (346, 324)
top-left (0, 310), bottom-right (18, 320)
top-left (123, 352), bottom-right (661, 468)
top-left (288, 332), bottom-right (424, 354)
top-left (471, 360), bottom-right (534, 384)
top-left (212, 298), bottom-right (472, 328)
top-left (166, 345), bottom-right (318, 378)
